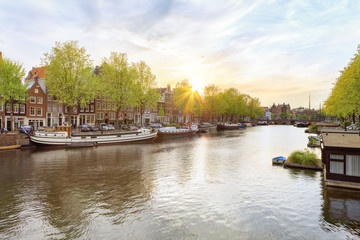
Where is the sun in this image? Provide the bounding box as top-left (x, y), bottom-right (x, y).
top-left (190, 80), bottom-right (203, 94)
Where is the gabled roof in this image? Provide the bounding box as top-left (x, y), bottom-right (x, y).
top-left (26, 66), bottom-right (46, 81)
top-left (27, 79), bottom-right (46, 94)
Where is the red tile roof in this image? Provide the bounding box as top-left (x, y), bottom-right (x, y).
top-left (25, 67), bottom-right (46, 81)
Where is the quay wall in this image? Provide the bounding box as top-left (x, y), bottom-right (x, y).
top-left (0, 134), bottom-right (29, 146)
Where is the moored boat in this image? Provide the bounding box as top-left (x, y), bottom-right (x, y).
top-left (30, 126), bottom-right (158, 147)
top-left (197, 123), bottom-right (217, 133)
top-left (158, 124), bottom-right (198, 137)
top-left (217, 122), bottom-right (246, 130)
top-left (272, 156), bottom-right (286, 164)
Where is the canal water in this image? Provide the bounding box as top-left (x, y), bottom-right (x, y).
top-left (0, 126), bottom-right (359, 239)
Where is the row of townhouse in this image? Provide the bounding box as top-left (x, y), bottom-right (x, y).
top-left (1, 67), bottom-right (196, 131)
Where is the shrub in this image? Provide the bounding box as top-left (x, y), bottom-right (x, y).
top-left (287, 149), bottom-right (321, 167)
top-left (308, 123), bottom-right (318, 133)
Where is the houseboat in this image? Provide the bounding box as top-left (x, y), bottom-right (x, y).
top-left (217, 122), bottom-right (246, 130)
top-left (30, 126), bottom-right (158, 147)
top-left (157, 124), bottom-right (198, 137)
top-left (321, 131), bottom-right (360, 190)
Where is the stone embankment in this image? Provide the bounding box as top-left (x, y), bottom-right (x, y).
top-left (0, 134), bottom-right (30, 147)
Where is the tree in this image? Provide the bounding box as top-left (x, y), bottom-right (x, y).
top-left (132, 61), bottom-right (161, 126)
top-left (286, 110), bottom-right (290, 119)
top-left (0, 57), bottom-right (27, 131)
top-left (42, 41), bottom-right (98, 126)
top-left (100, 52), bottom-right (136, 127)
top-left (303, 113), bottom-right (308, 119)
top-left (280, 112), bottom-right (285, 119)
top-left (173, 79), bottom-right (202, 122)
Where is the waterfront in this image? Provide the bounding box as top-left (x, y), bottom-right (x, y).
top-left (0, 126), bottom-right (359, 239)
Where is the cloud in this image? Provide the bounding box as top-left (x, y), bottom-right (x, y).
top-left (1, 0), bottom-right (360, 107)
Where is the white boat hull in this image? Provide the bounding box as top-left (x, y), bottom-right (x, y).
top-left (30, 129), bottom-right (158, 146)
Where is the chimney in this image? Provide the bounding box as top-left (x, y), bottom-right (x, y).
top-left (34, 75), bottom-right (38, 83)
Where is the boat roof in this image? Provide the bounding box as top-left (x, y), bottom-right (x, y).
top-left (321, 132), bottom-right (360, 149)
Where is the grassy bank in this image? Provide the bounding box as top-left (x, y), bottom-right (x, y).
top-left (287, 149), bottom-right (321, 167)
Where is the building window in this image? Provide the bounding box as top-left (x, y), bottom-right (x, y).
top-left (102, 103), bottom-right (106, 110)
top-left (20, 104), bottom-right (25, 114)
top-left (80, 106), bottom-right (84, 112)
top-left (6, 103), bottom-right (10, 113)
top-left (110, 112), bottom-right (116, 120)
top-left (30, 96), bottom-right (36, 103)
top-left (37, 97), bottom-right (43, 104)
top-left (30, 107), bottom-right (35, 116)
top-left (107, 103), bottom-right (111, 110)
top-left (53, 104), bottom-right (57, 112)
top-left (346, 155), bottom-right (360, 177)
top-left (58, 105), bottom-right (62, 113)
top-left (14, 105), bottom-right (19, 113)
top-left (47, 104), bottom-right (51, 112)
top-left (73, 107), bottom-right (77, 113)
top-left (96, 102), bottom-right (101, 110)
top-left (86, 105), bottom-right (89, 112)
top-left (112, 104), bottom-right (115, 110)
top-left (35, 89), bottom-right (39, 94)
top-left (330, 161), bottom-right (344, 174)
top-left (90, 105), bottom-right (94, 112)
top-left (37, 107), bottom-right (43, 116)
top-left (330, 154), bottom-right (344, 160)
top-left (48, 95), bottom-right (52, 101)
top-left (0, 104), bottom-right (3, 111)
top-left (97, 112), bottom-right (104, 120)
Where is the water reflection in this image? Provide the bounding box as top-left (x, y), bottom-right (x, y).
top-left (0, 126), bottom-right (359, 239)
top-left (321, 182), bottom-right (360, 237)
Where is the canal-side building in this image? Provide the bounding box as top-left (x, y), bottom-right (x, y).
top-left (321, 131), bottom-right (360, 189)
top-left (3, 101), bottom-right (26, 131)
top-left (25, 73), bottom-right (46, 128)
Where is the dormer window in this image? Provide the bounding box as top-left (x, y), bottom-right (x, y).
top-left (35, 89), bottom-right (38, 94)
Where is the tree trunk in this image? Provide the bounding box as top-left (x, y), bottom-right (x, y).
top-left (67, 106), bottom-right (72, 127)
top-left (116, 108), bottom-right (120, 128)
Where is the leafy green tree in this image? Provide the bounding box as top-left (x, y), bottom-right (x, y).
top-left (173, 79), bottom-right (202, 122)
top-left (42, 41), bottom-right (98, 126)
top-left (270, 113), bottom-right (274, 120)
top-left (0, 57), bottom-right (28, 130)
top-left (280, 112), bottom-right (285, 119)
top-left (324, 45), bottom-right (360, 121)
top-left (247, 97), bottom-right (263, 120)
top-left (132, 61), bottom-right (161, 126)
top-left (100, 52), bottom-right (136, 127)
top-left (297, 114), bottom-right (302, 119)
top-left (303, 113), bottom-right (308, 119)
top-left (286, 110), bottom-right (290, 119)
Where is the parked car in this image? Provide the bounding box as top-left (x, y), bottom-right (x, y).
top-left (19, 125), bottom-right (33, 134)
top-left (99, 123), bottom-right (108, 131)
top-left (90, 125), bottom-right (99, 131)
top-left (148, 123), bottom-right (162, 128)
top-left (346, 124), bottom-right (359, 130)
top-left (107, 124), bottom-right (115, 130)
top-left (80, 124), bottom-right (90, 132)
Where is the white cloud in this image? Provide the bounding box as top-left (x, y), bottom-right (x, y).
top-left (1, 0), bottom-right (360, 107)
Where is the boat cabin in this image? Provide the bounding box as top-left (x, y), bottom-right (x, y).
top-left (321, 131), bottom-right (360, 189)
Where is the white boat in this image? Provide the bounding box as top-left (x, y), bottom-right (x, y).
top-left (30, 127), bottom-right (158, 147)
top-left (158, 124), bottom-right (198, 137)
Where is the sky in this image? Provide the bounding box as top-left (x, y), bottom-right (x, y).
top-left (1, 0), bottom-right (360, 108)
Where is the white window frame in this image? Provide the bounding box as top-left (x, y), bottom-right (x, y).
top-left (20, 104), bottom-right (25, 114)
top-left (37, 107), bottom-right (43, 116)
top-left (35, 88), bottom-right (39, 94)
top-left (30, 96), bottom-right (36, 104)
top-left (30, 107), bottom-right (35, 116)
top-left (37, 97), bottom-right (43, 104)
